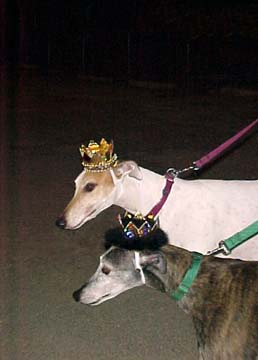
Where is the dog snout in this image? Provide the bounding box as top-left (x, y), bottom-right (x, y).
top-left (73, 288), bottom-right (82, 302)
top-left (55, 215), bottom-right (67, 229)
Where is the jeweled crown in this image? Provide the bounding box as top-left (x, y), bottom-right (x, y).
top-left (79, 138), bottom-right (118, 171)
top-left (118, 211), bottom-right (158, 239)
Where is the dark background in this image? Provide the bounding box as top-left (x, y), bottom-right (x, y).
top-left (2, 0), bottom-right (258, 91)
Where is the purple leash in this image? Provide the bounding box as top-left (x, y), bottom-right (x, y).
top-left (194, 118), bottom-right (258, 170)
top-left (148, 119), bottom-right (258, 218)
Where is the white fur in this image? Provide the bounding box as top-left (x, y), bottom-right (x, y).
top-left (112, 166), bottom-right (258, 260)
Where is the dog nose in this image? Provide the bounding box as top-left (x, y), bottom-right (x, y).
top-left (55, 216), bottom-right (67, 229)
top-left (72, 289), bottom-right (81, 302)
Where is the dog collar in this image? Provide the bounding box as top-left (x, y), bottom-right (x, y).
top-left (170, 252), bottom-right (203, 301)
top-left (134, 251), bottom-right (146, 284)
top-left (147, 172), bottom-right (174, 218)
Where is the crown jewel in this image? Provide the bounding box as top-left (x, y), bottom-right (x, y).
top-left (118, 211), bottom-right (158, 239)
top-left (79, 138), bottom-right (118, 172)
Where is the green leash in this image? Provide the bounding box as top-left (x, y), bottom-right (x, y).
top-left (170, 221), bottom-right (258, 302)
top-left (170, 252), bottom-right (203, 301)
top-left (207, 220), bottom-right (258, 256)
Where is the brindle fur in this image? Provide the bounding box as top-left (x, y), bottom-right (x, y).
top-left (161, 245), bottom-right (258, 359)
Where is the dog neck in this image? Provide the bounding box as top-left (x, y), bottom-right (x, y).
top-left (145, 245), bottom-right (194, 300)
top-left (114, 167), bottom-right (165, 215)
top-left (143, 246), bottom-right (219, 313)
top-left (145, 246), bottom-right (242, 321)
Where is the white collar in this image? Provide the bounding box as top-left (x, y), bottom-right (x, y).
top-left (134, 251), bottom-right (146, 284)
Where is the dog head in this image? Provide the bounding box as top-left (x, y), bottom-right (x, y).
top-left (73, 228), bottom-right (168, 305)
top-left (56, 161), bottom-right (142, 229)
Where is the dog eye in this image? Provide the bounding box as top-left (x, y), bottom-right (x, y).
top-left (84, 183), bottom-right (97, 192)
top-left (101, 266), bottom-right (111, 275)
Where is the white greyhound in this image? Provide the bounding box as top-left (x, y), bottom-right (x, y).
top-left (56, 160), bottom-right (258, 260)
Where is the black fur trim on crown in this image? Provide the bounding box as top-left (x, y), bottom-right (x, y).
top-left (104, 227), bottom-right (168, 251)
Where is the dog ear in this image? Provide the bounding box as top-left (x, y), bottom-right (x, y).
top-left (140, 251), bottom-right (167, 274)
top-left (112, 161), bottom-right (142, 180)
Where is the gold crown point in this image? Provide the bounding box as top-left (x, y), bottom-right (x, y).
top-left (79, 138), bottom-right (118, 172)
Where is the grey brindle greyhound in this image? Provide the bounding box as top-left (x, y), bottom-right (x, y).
top-left (73, 228), bottom-right (258, 359)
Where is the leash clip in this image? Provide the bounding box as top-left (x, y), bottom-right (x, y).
top-left (166, 168), bottom-right (179, 178)
top-left (179, 164), bottom-right (199, 177)
top-left (191, 162), bottom-right (200, 171)
top-left (166, 164), bottom-right (198, 179)
top-left (207, 240), bottom-right (231, 256)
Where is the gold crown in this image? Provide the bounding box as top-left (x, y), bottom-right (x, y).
top-left (79, 138), bottom-right (118, 172)
top-left (118, 211), bottom-right (158, 239)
